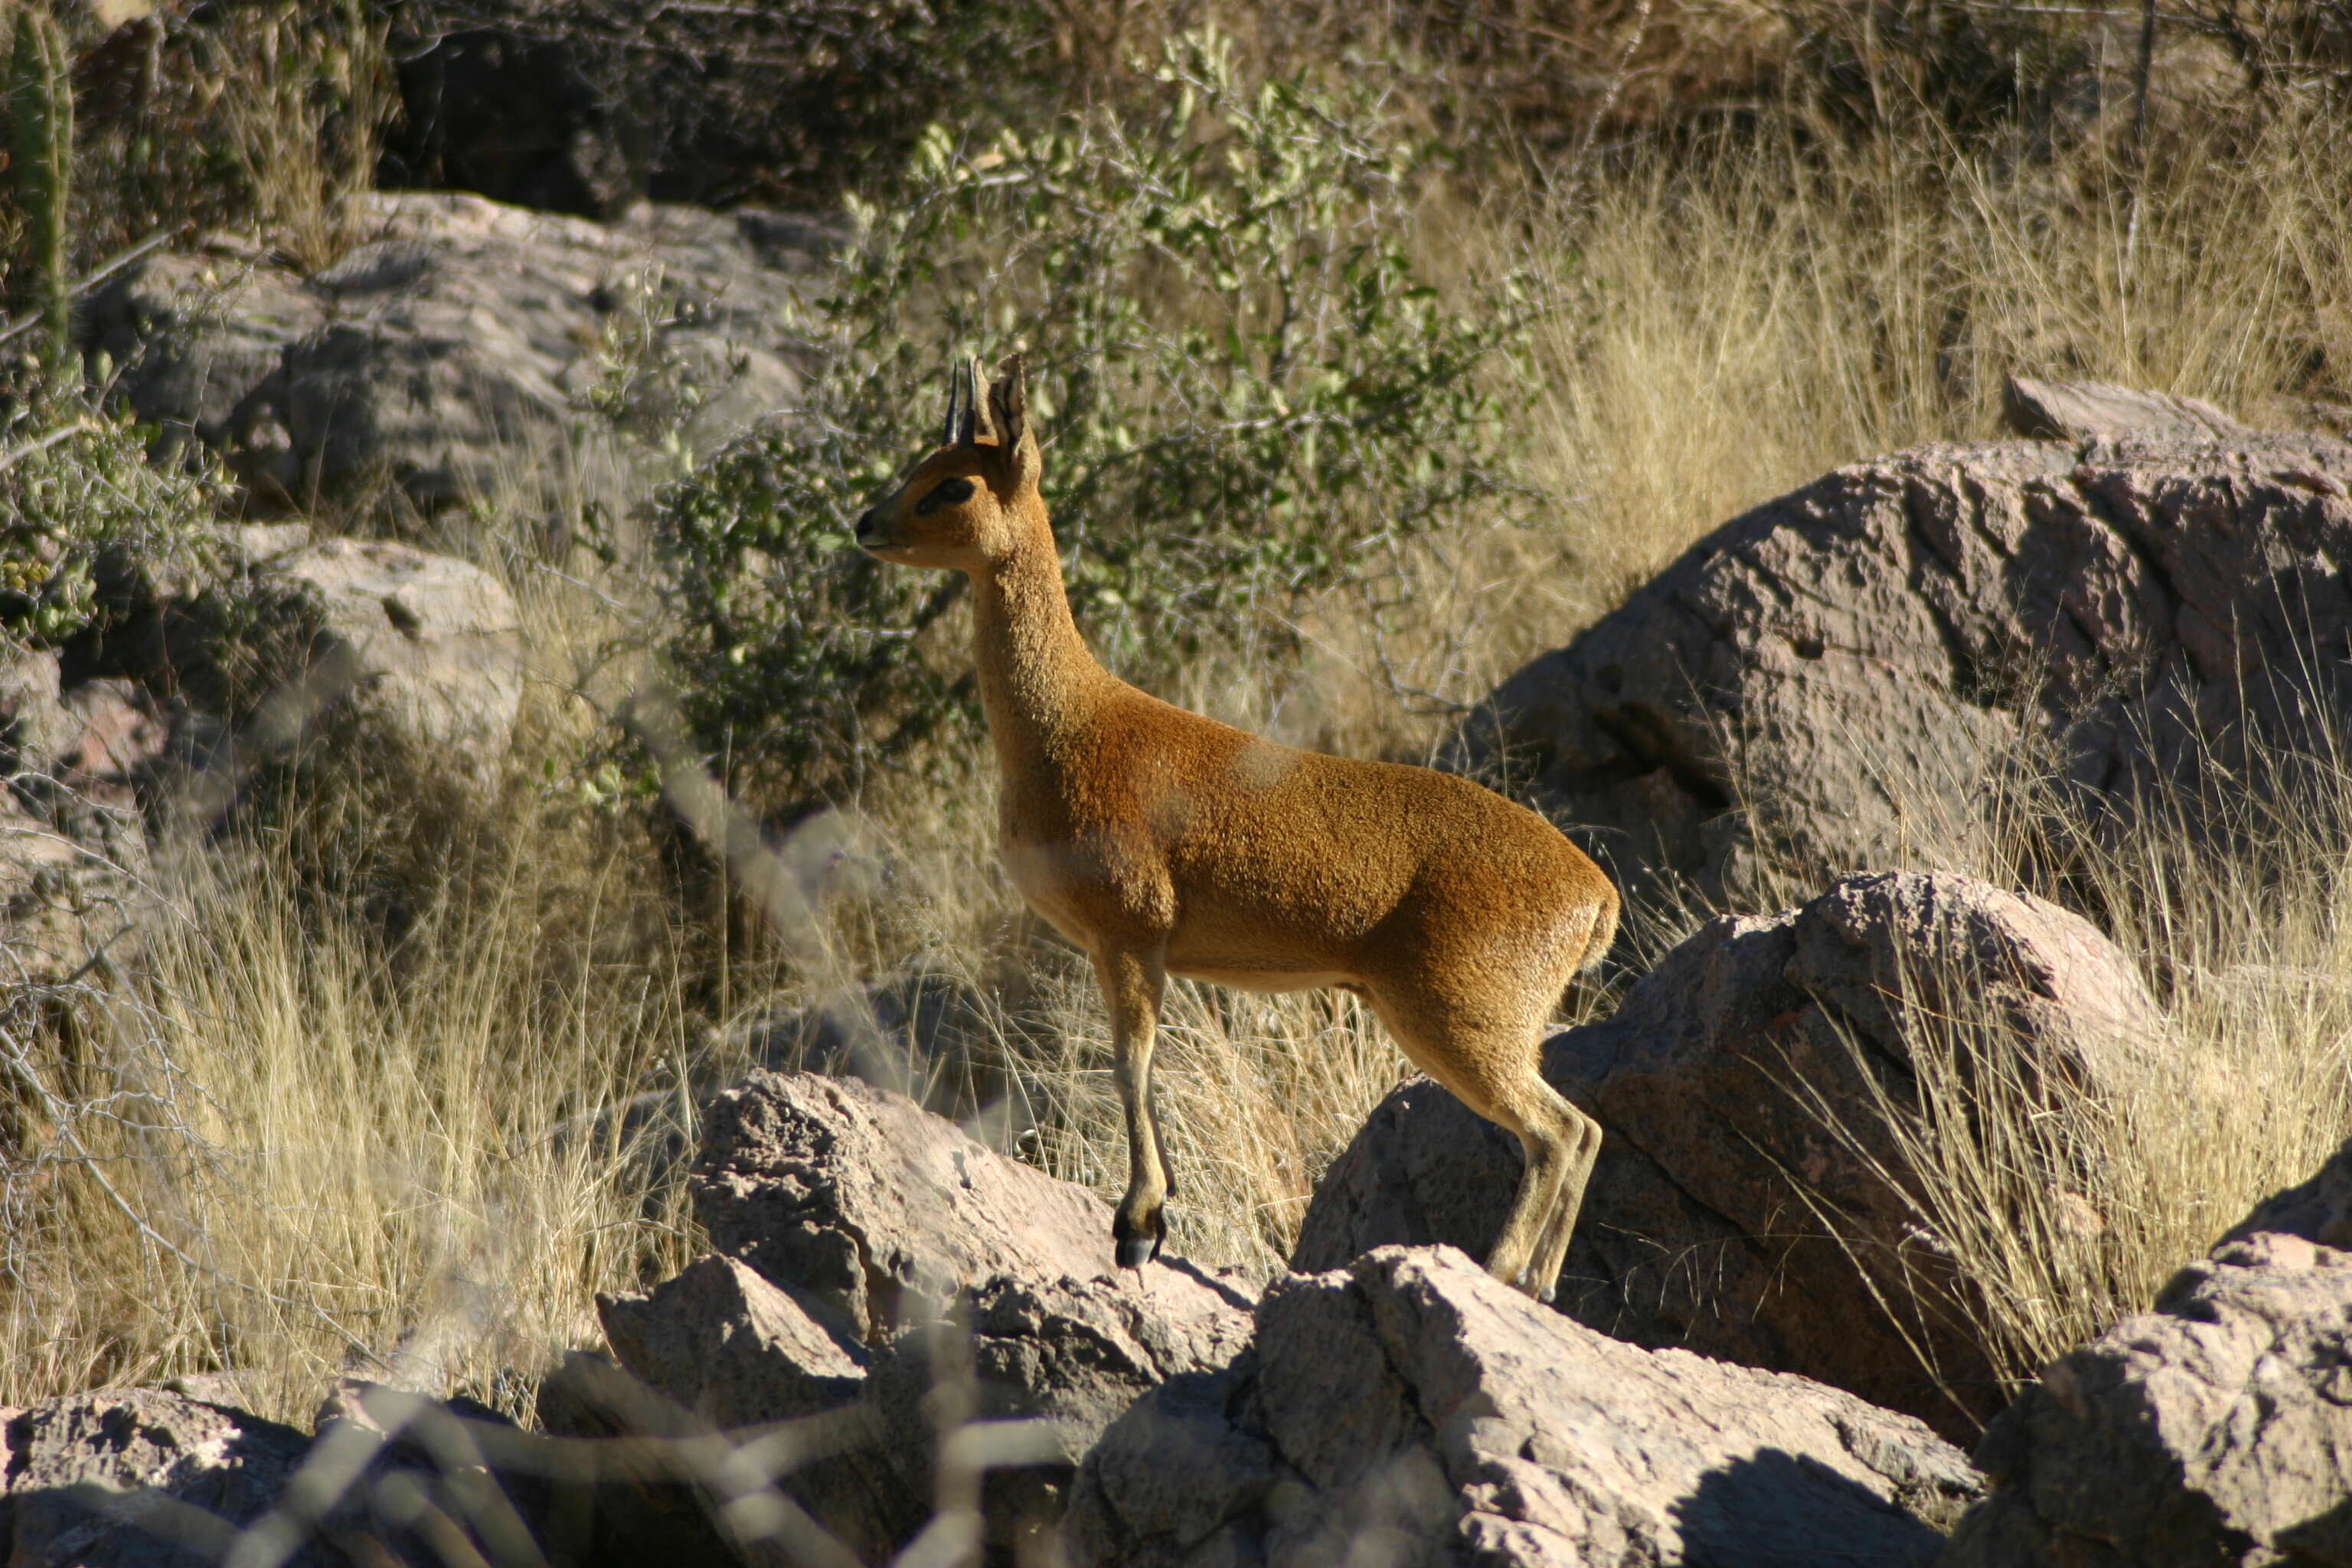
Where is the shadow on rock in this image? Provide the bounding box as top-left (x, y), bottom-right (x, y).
top-left (1671, 1447), bottom-right (1947, 1568)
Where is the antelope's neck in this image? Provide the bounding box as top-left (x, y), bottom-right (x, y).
top-left (970, 518), bottom-right (1102, 765)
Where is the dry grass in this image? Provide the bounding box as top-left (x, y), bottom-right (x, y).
top-left (7, 74), bottom-right (2352, 1430)
top-left (1757, 723), bottom-right (2352, 1412)
top-left (0, 777), bottom-right (711, 1425)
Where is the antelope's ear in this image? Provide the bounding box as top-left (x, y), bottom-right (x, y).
top-left (988, 353), bottom-right (1040, 489)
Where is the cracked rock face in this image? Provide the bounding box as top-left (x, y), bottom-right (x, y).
top-left (1295, 871), bottom-right (2167, 1439)
top-left (605, 1071), bottom-right (1258, 1560)
top-left (1942, 1226), bottom-right (2352, 1566)
top-left (691, 1069), bottom-right (1119, 1344)
top-left (1461, 429), bottom-right (2352, 926)
top-left (1065, 1246), bottom-right (1981, 1568)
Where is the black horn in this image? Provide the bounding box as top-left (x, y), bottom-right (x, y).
top-left (941, 356), bottom-right (985, 448)
top-left (939, 357), bottom-right (966, 447)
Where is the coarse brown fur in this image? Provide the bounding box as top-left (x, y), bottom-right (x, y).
top-left (856, 354), bottom-right (1619, 1297)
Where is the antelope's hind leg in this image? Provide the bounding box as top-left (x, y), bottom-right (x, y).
top-left (1525, 1083), bottom-right (1602, 1302)
top-left (1095, 943), bottom-right (1171, 1268)
top-left (1370, 988), bottom-right (1594, 1299)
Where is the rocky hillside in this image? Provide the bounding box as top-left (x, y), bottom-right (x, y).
top-left (10, 363), bottom-right (2352, 1565)
top-left (8, 0), bottom-right (2352, 1557)
top-left (13, 1064), bottom-right (2352, 1566)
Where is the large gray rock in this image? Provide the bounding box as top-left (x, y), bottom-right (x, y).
top-left (1942, 1228), bottom-right (2352, 1566)
top-left (599, 1253), bottom-right (874, 1430)
top-left (1067, 1246), bottom-right (1982, 1568)
top-left (1463, 427), bottom-right (2352, 923)
top-left (69, 526), bottom-right (524, 783)
top-left (603, 1074), bottom-right (1258, 1560)
top-left (596, 1256), bottom-right (916, 1562)
top-left (224, 537), bottom-right (525, 770)
top-left (0, 1388), bottom-right (328, 1567)
top-left (87, 192), bottom-right (825, 511)
top-left (1295, 871), bottom-right (2165, 1439)
top-left (865, 1265), bottom-right (1258, 1550)
top-left (691, 1069), bottom-right (1117, 1344)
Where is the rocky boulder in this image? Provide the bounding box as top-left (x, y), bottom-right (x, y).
top-left (1067, 1245), bottom-right (1981, 1568)
top-left (86, 192), bottom-right (826, 512)
top-left (690, 1069), bottom-right (1119, 1344)
top-left (1462, 420), bottom-right (2352, 921)
top-left (599, 1070), bottom-right (1258, 1560)
top-left (65, 523), bottom-right (524, 786)
top-left (1998, 375), bottom-right (2253, 443)
top-left (1943, 1221), bottom-right (2352, 1565)
top-left (596, 1244), bottom-right (1256, 1561)
top-left (219, 536), bottom-right (525, 773)
top-left (0, 1388), bottom-right (328, 1567)
top-left (1295, 870), bottom-right (2165, 1439)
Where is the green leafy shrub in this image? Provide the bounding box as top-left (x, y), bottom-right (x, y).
top-left (0, 389), bottom-right (230, 647)
top-left (654, 28), bottom-right (1545, 818)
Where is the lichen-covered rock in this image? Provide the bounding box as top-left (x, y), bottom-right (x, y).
top-left (1463, 427), bottom-right (2352, 924)
top-left (1942, 1230), bottom-right (2352, 1566)
top-left (1295, 871), bottom-right (2165, 1438)
top-left (1066, 1246), bottom-right (1981, 1568)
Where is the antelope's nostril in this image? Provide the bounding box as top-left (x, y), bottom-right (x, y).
top-left (855, 508), bottom-right (877, 538)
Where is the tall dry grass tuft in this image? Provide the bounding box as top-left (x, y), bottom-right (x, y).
top-left (0, 788), bottom-right (710, 1425)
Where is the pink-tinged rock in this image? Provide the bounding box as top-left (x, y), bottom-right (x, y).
top-left (1944, 1216), bottom-right (2352, 1566)
top-left (1463, 424), bottom-right (2352, 923)
top-left (1067, 1246), bottom-right (1980, 1568)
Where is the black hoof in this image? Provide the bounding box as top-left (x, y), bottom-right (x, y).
top-left (1112, 1210), bottom-right (1166, 1269)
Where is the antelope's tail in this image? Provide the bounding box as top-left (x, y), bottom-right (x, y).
top-left (1577, 880), bottom-right (1621, 973)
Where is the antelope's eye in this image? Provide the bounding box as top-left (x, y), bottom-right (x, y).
top-left (915, 477), bottom-right (975, 514)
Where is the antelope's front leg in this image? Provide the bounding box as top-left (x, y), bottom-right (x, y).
top-left (1095, 943), bottom-right (1170, 1268)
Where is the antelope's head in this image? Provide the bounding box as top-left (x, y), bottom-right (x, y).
top-left (855, 354), bottom-right (1043, 570)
